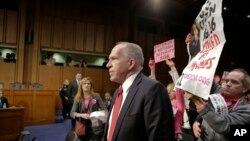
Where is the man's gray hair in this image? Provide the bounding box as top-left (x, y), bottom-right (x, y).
top-left (118, 42), bottom-right (144, 68)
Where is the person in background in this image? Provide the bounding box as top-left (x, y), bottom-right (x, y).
top-left (44, 53), bottom-right (56, 66)
top-left (193, 68), bottom-right (250, 141)
top-left (0, 51), bottom-right (4, 62)
top-left (71, 77), bottom-right (106, 141)
top-left (103, 42), bottom-right (175, 141)
top-left (213, 74), bottom-right (221, 85)
top-left (68, 73), bottom-right (82, 129)
top-left (103, 91), bottom-right (112, 110)
top-left (4, 53), bottom-right (11, 63)
top-left (64, 56), bottom-right (76, 67)
top-left (10, 53), bottom-right (16, 63)
top-left (79, 58), bottom-right (87, 68)
top-left (148, 58), bottom-right (156, 79)
top-left (0, 90), bottom-right (8, 108)
top-left (185, 22), bottom-right (201, 63)
top-left (59, 79), bottom-right (70, 119)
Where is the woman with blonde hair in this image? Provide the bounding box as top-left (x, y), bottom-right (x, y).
top-left (71, 76), bottom-right (106, 141)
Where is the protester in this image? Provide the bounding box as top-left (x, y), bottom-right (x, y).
top-left (193, 68), bottom-right (250, 141)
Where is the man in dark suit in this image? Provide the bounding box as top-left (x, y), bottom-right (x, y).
top-left (68, 72), bottom-right (82, 129)
top-left (103, 42), bottom-right (175, 141)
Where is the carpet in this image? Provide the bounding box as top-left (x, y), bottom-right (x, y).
top-left (23, 110), bottom-right (72, 141)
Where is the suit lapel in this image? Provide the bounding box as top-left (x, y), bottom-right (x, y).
top-left (112, 72), bottom-right (143, 139)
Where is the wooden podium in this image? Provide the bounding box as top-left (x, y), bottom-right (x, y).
top-left (0, 107), bottom-right (24, 141)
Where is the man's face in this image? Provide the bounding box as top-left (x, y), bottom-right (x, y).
top-left (221, 71), bottom-right (245, 98)
top-left (76, 73), bottom-right (82, 80)
top-left (107, 45), bottom-right (130, 84)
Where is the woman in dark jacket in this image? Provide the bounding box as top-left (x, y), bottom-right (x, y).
top-left (71, 77), bottom-right (106, 141)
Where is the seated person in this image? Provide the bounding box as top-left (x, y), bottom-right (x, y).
top-left (0, 90), bottom-right (8, 108)
top-left (44, 53), bottom-right (56, 66)
top-left (64, 56), bottom-right (77, 67)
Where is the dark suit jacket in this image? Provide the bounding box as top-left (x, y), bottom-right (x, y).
top-left (103, 72), bottom-right (175, 141)
top-left (68, 79), bottom-right (79, 100)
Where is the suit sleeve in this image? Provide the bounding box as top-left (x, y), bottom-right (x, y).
top-left (144, 82), bottom-right (175, 141)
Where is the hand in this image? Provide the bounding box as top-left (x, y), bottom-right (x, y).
top-left (185, 33), bottom-right (193, 44)
top-left (148, 58), bottom-right (155, 70)
top-left (78, 113), bottom-right (90, 119)
top-left (193, 121), bottom-right (201, 138)
top-left (175, 133), bottom-right (182, 141)
top-left (165, 59), bottom-right (175, 68)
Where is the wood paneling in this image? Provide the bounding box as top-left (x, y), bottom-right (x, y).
top-left (62, 66), bottom-right (83, 83)
top-left (0, 107), bottom-right (24, 141)
top-left (85, 23), bottom-right (95, 52)
top-left (64, 20), bottom-right (75, 50)
top-left (13, 90), bottom-right (33, 121)
top-left (95, 24), bottom-right (104, 53)
top-left (5, 10), bottom-right (18, 44)
top-left (52, 18), bottom-right (63, 48)
top-left (0, 9), bottom-right (4, 42)
top-left (40, 16), bottom-right (52, 47)
top-left (105, 25), bottom-right (114, 54)
top-left (84, 68), bottom-right (103, 93)
top-left (38, 65), bottom-right (61, 90)
top-left (0, 62), bottom-right (15, 89)
top-left (75, 22), bottom-right (85, 51)
top-left (34, 90), bottom-right (56, 122)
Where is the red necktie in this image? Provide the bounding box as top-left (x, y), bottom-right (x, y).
top-left (108, 86), bottom-right (123, 141)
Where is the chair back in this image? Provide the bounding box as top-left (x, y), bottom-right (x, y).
top-left (29, 83), bottom-right (43, 90)
top-left (9, 82), bottom-right (25, 89)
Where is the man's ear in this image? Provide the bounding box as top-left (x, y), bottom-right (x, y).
top-left (128, 59), bottom-right (135, 70)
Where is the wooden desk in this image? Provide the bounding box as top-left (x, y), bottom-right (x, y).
top-left (0, 107), bottom-right (24, 141)
top-left (3, 90), bottom-right (56, 126)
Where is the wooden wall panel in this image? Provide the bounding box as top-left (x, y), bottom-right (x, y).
top-left (0, 9), bottom-right (4, 42)
top-left (64, 20), bottom-right (75, 50)
top-left (85, 23), bottom-right (95, 52)
top-left (95, 24), bottom-right (104, 53)
top-left (38, 65), bottom-right (61, 90)
top-left (34, 91), bottom-right (56, 122)
top-left (114, 27), bottom-right (124, 43)
top-left (52, 18), bottom-right (63, 49)
top-left (84, 68), bottom-right (103, 93)
top-left (5, 10), bottom-right (18, 44)
top-left (13, 90), bottom-right (33, 121)
top-left (105, 25), bottom-right (114, 54)
top-left (40, 16), bottom-right (52, 47)
top-left (62, 67), bottom-right (83, 83)
top-left (75, 22), bottom-right (85, 51)
top-left (0, 62), bottom-right (15, 89)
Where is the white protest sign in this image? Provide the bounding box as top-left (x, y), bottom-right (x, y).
top-left (176, 0), bottom-right (226, 99)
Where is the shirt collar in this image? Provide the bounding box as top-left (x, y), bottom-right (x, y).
top-left (122, 71), bottom-right (140, 93)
